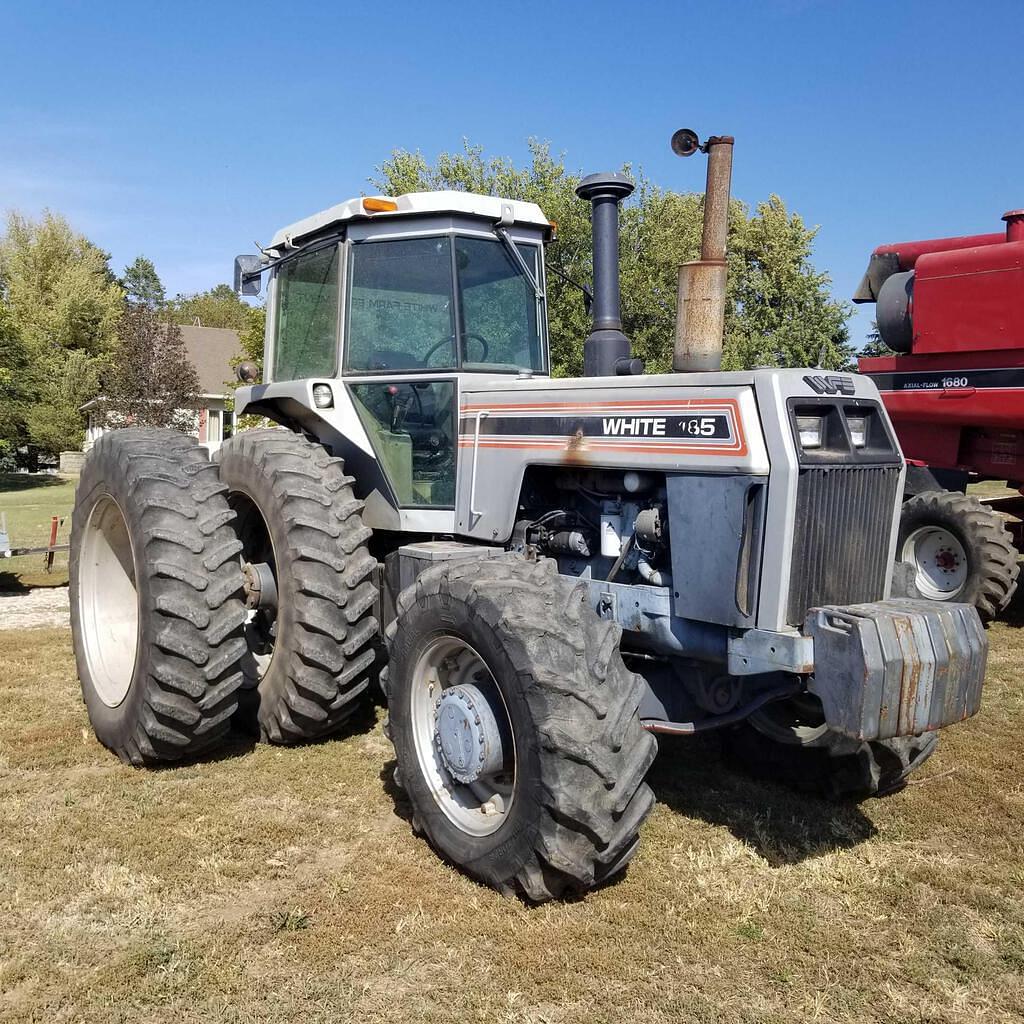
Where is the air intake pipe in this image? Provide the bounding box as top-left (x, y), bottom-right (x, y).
top-left (576, 172), bottom-right (643, 377)
top-left (672, 132), bottom-right (734, 372)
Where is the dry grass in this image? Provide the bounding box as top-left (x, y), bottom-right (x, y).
top-left (1, 621), bottom-right (1023, 1024)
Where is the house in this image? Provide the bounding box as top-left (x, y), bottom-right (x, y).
top-left (82, 325), bottom-right (243, 453)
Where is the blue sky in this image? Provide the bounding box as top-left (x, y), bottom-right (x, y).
top-left (2, 0), bottom-right (1021, 348)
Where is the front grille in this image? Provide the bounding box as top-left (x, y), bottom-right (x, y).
top-left (786, 465), bottom-right (901, 625)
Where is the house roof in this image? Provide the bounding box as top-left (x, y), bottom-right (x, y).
top-left (179, 325), bottom-right (242, 396)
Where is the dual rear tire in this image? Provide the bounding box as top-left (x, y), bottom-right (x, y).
top-left (71, 428), bottom-right (379, 760)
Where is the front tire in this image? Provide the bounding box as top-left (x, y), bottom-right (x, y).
top-left (899, 490), bottom-right (1019, 621)
top-left (70, 429), bottom-right (247, 765)
top-left (728, 694), bottom-right (938, 800)
top-left (383, 556), bottom-right (657, 901)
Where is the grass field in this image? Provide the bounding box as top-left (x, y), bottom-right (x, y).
top-left (1, 618), bottom-right (1023, 1023)
top-left (0, 474), bottom-right (76, 589)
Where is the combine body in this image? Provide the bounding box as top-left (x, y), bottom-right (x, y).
top-left (855, 211), bottom-right (1024, 617)
top-left (857, 210), bottom-right (1024, 479)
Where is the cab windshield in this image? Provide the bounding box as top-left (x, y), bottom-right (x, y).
top-left (345, 234), bottom-right (547, 374)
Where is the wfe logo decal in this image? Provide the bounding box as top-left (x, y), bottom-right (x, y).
top-left (803, 374), bottom-right (856, 396)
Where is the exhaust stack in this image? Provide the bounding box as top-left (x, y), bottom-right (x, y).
top-left (672, 133), bottom-right (734, 373)
top-left (576, 172), bottom-right (642, 377)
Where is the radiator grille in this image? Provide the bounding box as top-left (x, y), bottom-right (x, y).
top-left (786, 465), bottom-right (901, 625)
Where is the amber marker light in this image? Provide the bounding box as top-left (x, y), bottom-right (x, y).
top-left (362, 197), bottom-right (399, 213)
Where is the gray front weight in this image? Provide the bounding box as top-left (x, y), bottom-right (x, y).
top-left (804, 599), bottom-right (987, 742)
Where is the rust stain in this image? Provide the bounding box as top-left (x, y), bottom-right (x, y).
top-left (567, 427), bottom-right (586, 450)
top-left (563, 427), bottom-right (591, 464)
top-left (893, 616), bottom-right (922, 735)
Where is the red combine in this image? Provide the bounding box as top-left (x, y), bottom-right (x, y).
top-left (855, 209), bottom-right (1024, 620)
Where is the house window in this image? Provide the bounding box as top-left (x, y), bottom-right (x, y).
top-left (207, 409), bottom-right (222, 443)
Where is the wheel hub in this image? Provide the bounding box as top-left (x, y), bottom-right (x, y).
top-left (902, 525), bottom-right (969, 599)
top-left (433, 683), bottom-right (505, 784)
top-left (242, 560), bottom-right (278, 610)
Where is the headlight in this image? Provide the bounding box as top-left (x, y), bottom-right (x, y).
top-left (847, 415), bottom-right (868, 447)
top-left (312, 384), bottom-right (334, 409)
top-left (796, 415), bottom-right (823, 448)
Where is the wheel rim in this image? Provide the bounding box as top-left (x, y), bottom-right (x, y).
top-left (902, 525), bottom-right (968, 600)
top-left (229, 490), bottom-right (277, 684)
top-left (409, 636), bottom-right (516, 837)
top-left (78, 495), bottom-right (139, 707)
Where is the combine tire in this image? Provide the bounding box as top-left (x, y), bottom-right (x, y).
top-left (215, 429), bottom-right (378, 743)
top-left (70, 429), bottom-right (247, 765)
top-left (727, 694), bottom-right (938, 800)
top-left (899, 490), bottom-right (1019, 621)
top-left (383, 556), bottom-right (657, 901)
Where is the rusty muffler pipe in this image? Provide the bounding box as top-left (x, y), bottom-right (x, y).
top-left (673, 133), bottom-right (734, 373)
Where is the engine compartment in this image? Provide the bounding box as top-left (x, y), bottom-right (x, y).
top-left (512, 467), bottom-right (672, 588)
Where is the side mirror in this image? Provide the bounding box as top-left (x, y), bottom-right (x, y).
top-left (234, 254), bottom-right (262, 297)
top-left (670, 128), bottom-right (701, 158)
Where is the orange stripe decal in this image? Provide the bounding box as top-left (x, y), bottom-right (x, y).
top-left (456, 397), bottom-right (749, 458)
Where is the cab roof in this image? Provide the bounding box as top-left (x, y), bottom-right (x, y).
top-left (269, 191), bottom-right (551, 250)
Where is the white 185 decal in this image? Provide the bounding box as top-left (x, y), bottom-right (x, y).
top-left (680, 416), bottom-right (718, 436)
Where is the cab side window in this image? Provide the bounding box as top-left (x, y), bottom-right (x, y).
top-left (273, 245), bottom-right (340, 380)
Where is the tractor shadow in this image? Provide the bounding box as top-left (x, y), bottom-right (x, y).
top-left (0, 473), bottom-right (68, 494)
top-left (380, 757), bottom-right (413, 826)
top-left (0, 572), bottom-right (31, 593)
top-left (379, 731), bottom-right (877, 873)
top-left (173, 693), bottom-right (384, 768)
top-left (646, 732), bottom-right (877, 867)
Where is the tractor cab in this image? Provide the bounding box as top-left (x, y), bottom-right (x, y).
top-left (235, 192), bottom-right (553, 515)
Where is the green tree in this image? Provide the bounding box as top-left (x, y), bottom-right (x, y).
top-left (97, 306), bottom-right (200, 431)
top-left (858, 322), bottom-right (893, 358)
top-left (0, 211), bottom-right (123, 356)
top-left (723, 196), bottom-right (852, 371)
top-left (0, 300), bottom-right (31, 449)
top-left (24, 348), bottom-right (104, 455)
top-left (236, 304), bottom-right (265, 376)
top-left (122, 255), bottom-right (166, 309)
top-left (225, 303), bottom-right (267, 430)
top-left (0, 211), bottom-right (123, 456)
top-left (373, 141), bottom-right (853, 375)
top-left (169, 283), bottom-right (251, 330)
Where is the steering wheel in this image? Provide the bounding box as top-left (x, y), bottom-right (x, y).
top-left (423, 335), bottom-right (455, 365)
top-left (462, 332), bottom-right (490, 362)
top-left (422, 332), bottom-right (490, 365)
